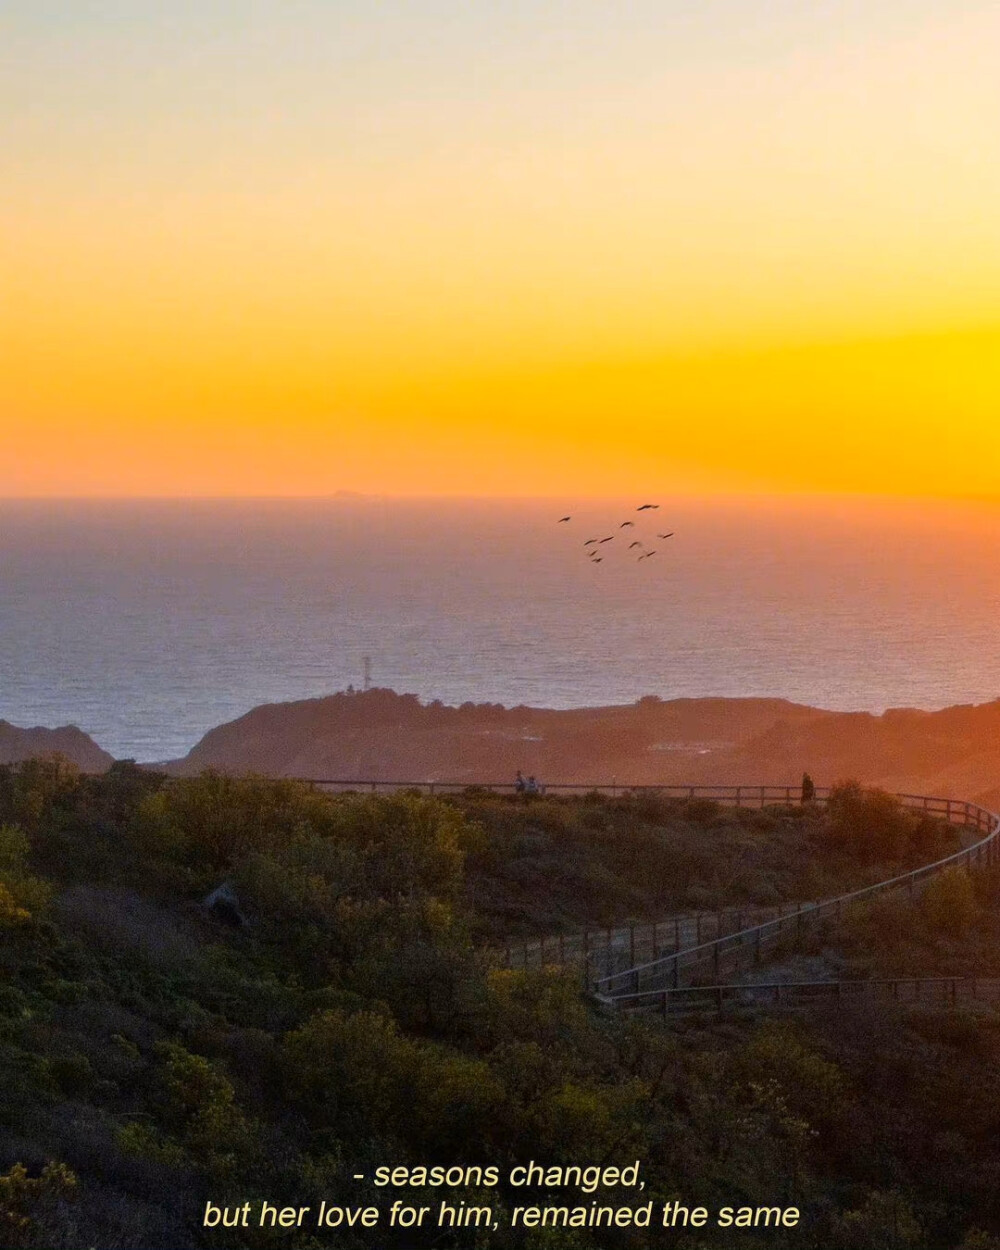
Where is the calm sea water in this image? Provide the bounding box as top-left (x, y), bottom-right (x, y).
top-left (2, 496), bottom-right (1000, 762)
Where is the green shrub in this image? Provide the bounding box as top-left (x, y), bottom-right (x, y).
top-left (0, 824), bottom-right (51, 922)
top-left (0, 1162), bottom-right (78, 1249)
top-left (681, 797), bottom-right (722, 824)
top-left (122, 1041), bottom-right (261, 1181)
top-left (922, 867), bottom-right (979, 939)
top-left (826, 782), bottom-right (914, 863)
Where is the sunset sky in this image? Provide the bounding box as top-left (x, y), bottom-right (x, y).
top-left (3, 1), bottom-right (999, 498)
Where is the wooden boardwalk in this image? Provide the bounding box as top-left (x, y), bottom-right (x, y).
top-left (588, 793), bottom-right (999, 1004)
top-left (604, 976), bottom-right (1000, 1019)
top-left (499, 902), bottom-right (818, 979)
top-left (292, 777), bottom-right (1000, 1016)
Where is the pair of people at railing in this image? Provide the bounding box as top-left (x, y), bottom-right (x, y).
top-left (514, 770), bottom-right (543, 795)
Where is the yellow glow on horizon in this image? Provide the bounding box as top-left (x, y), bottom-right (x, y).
top-left (3, 3), bottom-right (1000, 498)
top-left (5, 313), bottom-right (999, 498)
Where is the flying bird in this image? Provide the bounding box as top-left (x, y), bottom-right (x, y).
top-left (584, 539), bottom-right (598, 546)
top-left (620, 521), bottom-right (635, 528)
top-left (599, 536), bottom-right (614, 543)
top-left (628, 541), bottom-right (643, 549)
top-left (637, 504), bottom-right (660, 511)
top-left (558, 516), bottom-right (572, 523)
top-left (590, 556), bottom-right (603, 563)
top-left (657, 532), bottom-right (674, 539)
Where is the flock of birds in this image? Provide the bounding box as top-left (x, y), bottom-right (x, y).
top-left (556, 504), bottom-right (674, 565)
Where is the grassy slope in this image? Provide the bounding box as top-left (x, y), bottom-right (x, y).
top-left (0, 762), bottom-right (998, 1250)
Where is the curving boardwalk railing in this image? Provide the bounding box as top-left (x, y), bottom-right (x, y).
top-left (292, 778), bottom-right (1000, 1002)
top-left (292, 779), bottom-right (1000, 999)
top-left (609, 976), bottom-right (1000, 1018)
top-left (500, 903), bottom-right (813, 977)
top-left (164, 773), bottom-right (999, 1008)
top-left (590, 792), bottom-right (1000, 1001)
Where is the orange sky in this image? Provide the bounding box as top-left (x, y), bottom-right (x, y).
top-left (3, 2), bottom-right (999, 498)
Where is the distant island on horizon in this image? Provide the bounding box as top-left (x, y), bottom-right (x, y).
top-left (7, 686), bottom-right (1000, 811)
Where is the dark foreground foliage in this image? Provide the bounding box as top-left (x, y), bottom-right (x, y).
top-left (0, 760), bottom-right (998, 1249)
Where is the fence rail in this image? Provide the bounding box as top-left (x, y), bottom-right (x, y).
top-left (299, 781), bottom-right (976, 815)
top-left (609, 976), bottom-right (1000, 1018)
top-left (590, 795), bottom-right (1000, 999)
top-left (304, 781), bottom-right (820, 797)
top-left (501, 902), bottom-right (817, 977)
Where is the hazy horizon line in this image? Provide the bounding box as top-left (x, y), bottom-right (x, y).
top-left (4, 489), bottom-right (1000, 505)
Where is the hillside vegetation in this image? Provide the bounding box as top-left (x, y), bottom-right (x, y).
top-left (458, 783), bottom-right (959, 941)
top-left (1, 760), bottom-right (999, 1249)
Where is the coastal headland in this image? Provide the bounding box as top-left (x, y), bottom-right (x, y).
top-left (9, 688), bottom-right (1000, 807)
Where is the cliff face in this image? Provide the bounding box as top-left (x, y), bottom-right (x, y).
top-left (0, 720), bottom-right (115, 772)
top-left (165, 687), bottom-right (1000, 805)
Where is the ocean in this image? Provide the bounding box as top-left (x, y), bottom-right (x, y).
top-left (2, 495), bottom-right (1000, 762)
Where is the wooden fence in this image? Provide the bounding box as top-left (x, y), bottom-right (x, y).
top-left (292, 779), bottom-right (1000, 1001)
top-left (590, 795), bottom-right (1000, 1000)
top-left (301, 781), bottom-right (933, 805)
top-left (610, 976), bottom-right (1000, 1018)
top-left (500, 902), bottom-right (817, 978)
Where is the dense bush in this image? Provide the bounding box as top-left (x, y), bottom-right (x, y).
top-left (824, 782), bottom-right (955, 867)
top-left (922, 868), bottom-right (980, 939)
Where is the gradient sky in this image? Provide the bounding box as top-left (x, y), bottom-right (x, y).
top-left (3, 1), bottom-right (999, 497)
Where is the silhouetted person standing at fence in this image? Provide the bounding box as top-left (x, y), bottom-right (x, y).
top-left (515, 770), bottom-right (526, 794)
top-left (801, 772), bottom-right (815, 804)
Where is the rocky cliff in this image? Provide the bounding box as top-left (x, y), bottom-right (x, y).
top-left (0, 720), bottom-right (115, 772)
